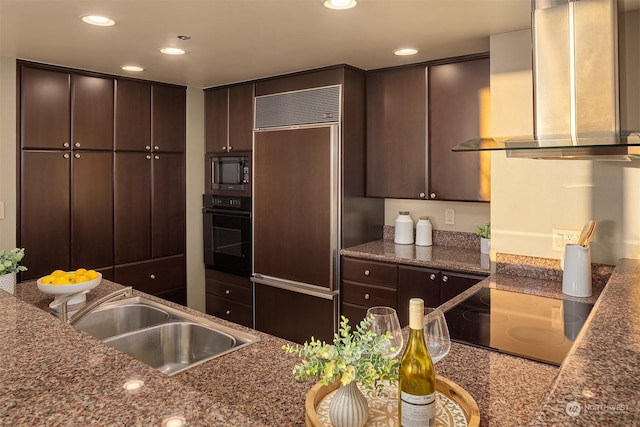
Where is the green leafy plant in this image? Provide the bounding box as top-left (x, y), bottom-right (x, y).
top-left (282, 315), bottom-right (399, 395)
top-left (0, 248), bottom-right (27, 274)
top-left (475, 223), bottom-right (491, 239)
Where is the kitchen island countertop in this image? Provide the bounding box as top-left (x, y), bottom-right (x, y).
top-left (2, 258), bottom-right (639, 426)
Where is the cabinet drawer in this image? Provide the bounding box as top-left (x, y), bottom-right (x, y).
top-left (342, 280), bottom-right (397, 308)
top-left (342, 258), bottom-right (397, 288)
top-left (114, 255), bottom-right (185, 295)
top-left (206, 294), bottom-right (253, 328)
top-left (205, 269), bottom-right (252, 305)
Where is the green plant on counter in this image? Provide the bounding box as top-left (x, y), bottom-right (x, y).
top-left (475, 223), bottom-right (491, 239)
top-left (0, 248), bottom-right (27, 274)
top-left (282, 315), bottom-right (399, 394)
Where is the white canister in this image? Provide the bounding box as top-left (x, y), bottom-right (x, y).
top-left (415, 216), bottom-right (433, 247)
top-left (394, 211), bottom-right (414, 244)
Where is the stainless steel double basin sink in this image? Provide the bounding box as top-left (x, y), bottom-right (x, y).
top-left (72, 296), bottom-right (259, 375)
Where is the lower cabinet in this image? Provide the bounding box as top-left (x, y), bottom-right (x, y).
top-left (114, 254), bottom-right (186, 305)
top-left (398, 265), bottom-right (487, 327)
top-left (205, 269), bottom-right (253, 328)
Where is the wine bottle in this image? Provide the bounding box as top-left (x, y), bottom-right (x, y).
top-left (398, 298), bottom-right (436, 426)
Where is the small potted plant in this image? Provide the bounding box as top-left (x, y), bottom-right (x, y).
top-left (283, 315), bottom-right (399, 427)
top-left (0, 247), bottom-right (27, 294)
top-left (475, 223), bottom-right (491, 254)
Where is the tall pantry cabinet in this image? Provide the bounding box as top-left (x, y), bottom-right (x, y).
top-left (18, 62), bottom-right (187, 305)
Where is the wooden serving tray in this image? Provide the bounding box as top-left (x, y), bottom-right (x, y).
top-left (305, 375), bottom-right (479, 427)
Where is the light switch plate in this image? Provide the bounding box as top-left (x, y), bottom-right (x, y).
top-left (444, 208), bottom-right (455, 225)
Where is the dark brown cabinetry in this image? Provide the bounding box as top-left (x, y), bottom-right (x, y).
top-left (398, 265), bottom-right (487, 326)
top-left (18, 62), bottom-right (186, 304)
top-left (205, 83), bottom-right (254, 153)
top-left (365, 65), bottom-right (427, 199)
top-left (205, 269), bottom-right (253, 328)
top-left (341, 257), bottom-right (398, 326)
top-left (365, 55), bottom-right (490, 202)
top-left (428, 57), bottom-right (491, 202)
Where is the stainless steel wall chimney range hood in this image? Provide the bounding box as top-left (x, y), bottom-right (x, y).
top-left (454, 0), bottom-right (640, 159)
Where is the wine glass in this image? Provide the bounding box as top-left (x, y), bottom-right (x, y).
top-left (365, 306), bottom-right (404, 358)
top-left (424, 307), bottom-right (451, 363)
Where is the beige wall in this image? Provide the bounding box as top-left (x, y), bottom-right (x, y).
top-left (0, 57), bottom-right (207, 311)
top-left (384, 199), bottom-right (489, 233)
top-left (0, 56), bottom-right (17, 252)
top-left (490, 30), bottom-right (640, 265)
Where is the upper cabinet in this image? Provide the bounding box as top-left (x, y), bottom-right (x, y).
top-left (365, 55), bottom-right (490, 202)
top-left (20, 66), bottom-right (113, 150)
top-left (428, 57), bottom-right (491, 202)
top-left (115, 79), bottom-right (151, 151)
top-left (152, 84), bottom-right (186, 153)
top-left (205, 83), bottom-right (254, 153)
top-left (366, 65), bottom-right (427, 199)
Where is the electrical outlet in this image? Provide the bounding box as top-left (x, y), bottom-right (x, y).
top-left (552, 229), bottom-right (581, 251)
top-left (444, 208), bottom-right (455, 225)
top-left (0, 201), bottom-right (4, 220)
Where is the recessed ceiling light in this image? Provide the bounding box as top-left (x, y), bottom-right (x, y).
top-left (121, 65), bottom-right (144, 72)
top-left (323, 0), bottom-right (358, 10)
top-left (160, 47), bottom-right (186, 56)
top-left (81, 15), bottom-right (117, 27)
top-left (394, 48), bottom-right (419, 56)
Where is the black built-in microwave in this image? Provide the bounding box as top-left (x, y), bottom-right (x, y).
top-left (208, 154), bottom-right (250, 192)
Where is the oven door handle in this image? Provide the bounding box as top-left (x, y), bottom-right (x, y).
top-left (203, 209), bottom-right (251, 218)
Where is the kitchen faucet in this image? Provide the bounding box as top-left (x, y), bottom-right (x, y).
top-left (49, 286), bottom-right (133, 324)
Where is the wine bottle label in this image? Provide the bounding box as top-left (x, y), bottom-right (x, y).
top-left (400, 391), bottom-right (436, 427)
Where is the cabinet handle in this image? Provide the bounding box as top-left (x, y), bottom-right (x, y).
top-left (364, 269), bottom-right (370, 276)
top-left (225, 289), bottom-right (231, 295)
top-left (145, 145), bottom-right (151, 151)
top-left (228, 146), bottom-right (233, 151)
top-left (430, 193), bottom-right (437, 199)
top-left (419, 192), bottom-right (426, 199)
top-left (63, 153), bottom-right (70, 159)
top-left (225, 310), bottom-right (231, 315)
top-left (364, 293), bottom-right (370, 300)
top-left (146, 154), bottom-right (152, 160)
top-left (154, 146), bottom-right (159, 151)
top-left (74, 142), bottom-right (81, 148)
top-left (154, 155), bottom-right (160, 160)
top-left (149, 274), bottom-right (156, 279)
top-left (442, 275), bottom-right (449, 283)
top-left (74, 153), bottom-right (80, 159)
top-left (222, 146), bottom-right (227, 151)
top-left (63, 142), bottom-right (70, 148)
top-left (430, 274), bottom-right (436, 281)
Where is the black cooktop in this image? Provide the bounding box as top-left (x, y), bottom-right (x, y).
top-left (444, 287), bottom-right (594, 366)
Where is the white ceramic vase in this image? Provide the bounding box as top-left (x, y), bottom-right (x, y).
top-left (329, 381), bottom-right (369, 427)
top-left (0, 272), bottom-right (16, 295)
top-left (480, 237), bottom-right (490, 255)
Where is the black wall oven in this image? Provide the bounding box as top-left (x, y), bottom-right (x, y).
top-left (203, 195), bottom-right (251, 277)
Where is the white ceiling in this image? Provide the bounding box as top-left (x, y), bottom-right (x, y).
top-left (0, 0), bottom-right (535, 88)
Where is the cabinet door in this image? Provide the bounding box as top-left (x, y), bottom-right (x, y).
top-left (440, 271), bottom-right (487, 304)
top-left (366, 66), bottom-right (426, 198)
top-left (397, 265), bottom-right (441, 327)
top-left (428, 58), bottom-right (491, 202)
top-left (20, 66), bottom-right (70, 150)
top-left (228, 83), bottom-right (254, 152)
top-left (114, 152), bottom-right (151, 264)
top-left (114, 254), bottom-right (185, 300)
top-left (72, 151), bottom-right (113, 269)
top-left (115, 79), bottom-right (151, 151)
top-left (152, 85), bottom-right (186, 152)
top-left (152, 153), bottom-right (185, 258)
top-left (20, 151), bottom-right (70, 279)
top-left (205, 88), bottom-right (230, 153)
top-left (72, 74), bottom-right (114, 150)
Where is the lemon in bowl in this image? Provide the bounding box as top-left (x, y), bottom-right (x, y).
top-left (37, 268), bottom-right (103, 305)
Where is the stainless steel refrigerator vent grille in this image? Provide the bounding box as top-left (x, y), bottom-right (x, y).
top-left (254, 85), bottom-right (341, 128)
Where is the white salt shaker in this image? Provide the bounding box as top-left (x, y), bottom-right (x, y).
top-left (394, 211), bottom-right (414, 244)
top-left (415, 216), bottom-right (433, 247)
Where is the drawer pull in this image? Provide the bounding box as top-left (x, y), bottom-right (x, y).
top-left (430, 274), bottom-right (436, 281)
top-left (225, 289), bottom-right (231, 295)
top-left (364, 269), bottom-right (371, 276)
top-left (364, 293), bottom-right (370, 300)
top-left (225, 310), bottom-right (231, 315)
top-left (149, 274), bottom-right (156, 279)
top-left (442, 275), bottom-right (449, 283)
